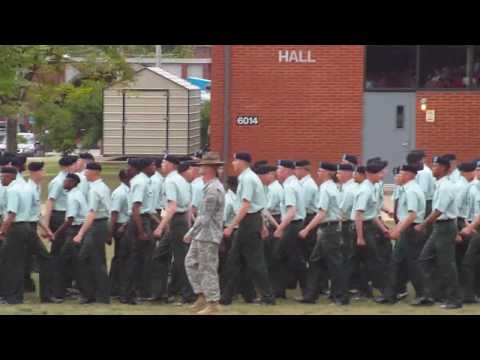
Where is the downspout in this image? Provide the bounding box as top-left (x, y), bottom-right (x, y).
top-left (222, 45), bottom-right (232, 183)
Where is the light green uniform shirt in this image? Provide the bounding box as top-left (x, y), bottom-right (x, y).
top-left (466, 182), bottom-right (479, 222)
top-left (449, 168), bottom-right (462, 184)
top-left (267, 180), bottom-right (283, 216)
top-left (76, 171), bottom-right (89, 199)
top-left (236, 167), bottom-right (267, 214)
top-left (224, 189), bottom-right (237, 227)
top-left (48, 171), bottom-right (68, 211)
top-left (339, 179), bottom-right (358, 220)
top-left (66, 187), bottom-right (88, 226)
top-left (416, 166), bottom-right (435, 201)
top-left (191, 176), bottom-right (205, 209)
top-left (280, 175), bottom-right (306, 221)
top-left (163, 170), bottom-right (192, 213)
top-left (111, 183), bottom-right (129, 224)
top-left (472, 182), bottom-right (480, 219)
top-left (26, 179), bottom-right (41, 222)
top-left (87, 179), bottom-right (111, 219)
top-left (316, 179), bottom-right (341, 222)
top-left (5, 179), bottom-right (31, 222)
top-left (374, 181), bottom-right (384, 214)
top-left (300, 174), bottom-right (319, 215)
top-left (351, 179), bottom-right (378, 221)
top-left (150, 172), bottom-right (165, 210)
top-left (128, 172), bottom-right (153, 216)
top-left (433, 176), bottom-right (458, 220)
top-left (456, 178), bottom-right (474, 219)
top-left (0, 185), bottom-right (6, 218)
top-left (397, 180), bottom-right (426, 224)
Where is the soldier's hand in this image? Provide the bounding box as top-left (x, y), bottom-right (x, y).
top-left (414, 224), bottom-right (425, 234)
top-left (455, 234), bottom-right (464, 243)
top-left (223, 227), bottom-right (233, 238)
top-left (356, 237), bottom-right (366, 247)
top-left (460, 227), bottom-right (473, 238)
top-left (389, 229), bottom-right (400, 240)
top-left (273, 229), bottom-right (283, 239)
top-left (153, 227), bottom-right (163, 239)
top-left (73, 234), bottom-right (82, 244)
top-left (298, 229), bottom-right (309, 239)
top-left (139, 232), bottom-right (149, 241)
top-left (183, 234), bottom-right (192, 244)
top-left (261, 226), bottom-right (269, 240)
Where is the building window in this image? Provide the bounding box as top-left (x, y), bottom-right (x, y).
top-left (365, 46), bottom-right (417, 90)
top-left (419, 46), bottom-right (468, 89)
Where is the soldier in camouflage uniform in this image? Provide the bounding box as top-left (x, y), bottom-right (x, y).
top-left (184, 153), bottom-right (226, 314)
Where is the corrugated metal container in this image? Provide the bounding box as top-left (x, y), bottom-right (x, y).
top-left (103, 67), bottom-right (201, 157)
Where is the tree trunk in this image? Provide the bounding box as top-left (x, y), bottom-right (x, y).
top-left (6, 117), bottom-right (17, 154)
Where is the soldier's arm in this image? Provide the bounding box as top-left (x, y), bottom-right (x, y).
top-left (44, 199), bottom-right (55, 230)
top-left (276, 206), bottom-right (296, 233)
top-left (156, 200), bottom-right (177, 234)
top-left (54, 217), bottom-right (74, 239)
top-left (0, 212), bottom-right (16, 240)
top-left (227, 200), bottom-right (250, 232)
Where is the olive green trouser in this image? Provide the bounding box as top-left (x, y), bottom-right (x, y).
top-left (305, 222), bottom-right (349, 302)
top-left (302, 214), bottom-right (328, 293)
top-left (27, 222), bottom-right (55, 301)
top-left (419, 220), bottom-right (461, 304)
top-left (59, 226), bottom-right (82, 298)
top-left (109, 223), bottom-right (126, 297)
top-left (384, 225), bottom-right (426, 301)
top-left (78, 219), bottom-right (110, 303)
top-left (222, 212), bottom-right (274, 302)
top-left (455, 219), bottom-right (480, 301)
top-left (120, 215), bottom-right (152, 302)
top-left (50, 210), bottom-right (74, 297)
top-left (0, 223), bottom-right (30, 304)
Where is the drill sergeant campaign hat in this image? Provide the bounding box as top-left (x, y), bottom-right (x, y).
top-left (197, 152), bottom-right (224, 167)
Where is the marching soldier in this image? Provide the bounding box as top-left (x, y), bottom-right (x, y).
top-left (444, 154), bottom-right (461, 184)
top-left (414, 155), bottom-right (462, 309)
top-left (153, 155), bottom-right (196, 305)
top-left (221, 152), bottom-right (275, 305)
top-left (24, 162), bottom-right (60, 303)
top-left (408, 150), bottom-right (435, 217)
top-left (0, 166), bottom-right (31, 304)
top-left (73, 163), bottom-right (111, 304)
top-left (109, 169), bottom-right (131, 298)
top-left (121, 158), bottom-right (154, 305)
top-left (184, 153), bottom-right (225, 314)
top-left (298, 162), bottom-right (349, 305)
top-left (454, 162), bottom-right (480, 303)
top-left (353, 159), bottom-right (390, 301)
top-left (379, 165), bottom-right (426, 304)
top-left (270, 160), bottom-right (306, 299)
top-left (459, 163), bottom-right (480, 303)
top-left (44, 155), bottom-right (78, 298)
top-left (151, 158), bottom-right (165, 218)
top-left (54, 173), bottom-right (88, 301)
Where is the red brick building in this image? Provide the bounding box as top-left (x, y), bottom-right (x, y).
top-left (210, 45), bottom-right (480, 181)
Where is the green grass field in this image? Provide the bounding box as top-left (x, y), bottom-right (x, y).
top-left (2, 156), bottom-right (478, 315)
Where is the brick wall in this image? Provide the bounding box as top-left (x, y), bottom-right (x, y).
top-left (211, 45), bottom-right (365, 170)
top-left (416, 91), bottom-right (480, 163)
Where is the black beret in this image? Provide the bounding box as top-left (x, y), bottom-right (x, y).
top-left (413, 149), bottom-right (426, 158)
top-left (406, 151), bottom-right (423, 165)
top-left (366, 157), bottom-right (382, 165)
top-left (444, 154), bottom-right (457, 161)
top-left (66, 173), bottom-right (81, 183)
top-left (0, 157), bottom-right (10, 166)
top-left (476, 160), bottom-right (480, 169)
top-left (59, 156), bottom-right (77, 167)
top-left (28, 162), bottom-right (45, 172)
top-left (0, 166), bottom-right (17, 175)
top-left (433, 156), bottom-right (450, 167)
top-left (234, 152), bottom-right (252, 163)
top-left (319, 162), bottom-right (338, 172)
top-left (154, 157), bottom-right (164, 167)
top-left (337, 163), bottom-right (355, 171)
top-left (356, 166), bottom-right (366, 174)
top-left (295, 160), bottom-right (311, 168)
top-left (11, 156), bottom-right (27, 167)
top-left (254, 160), bottom-right (268, 169)
top-left (86, 162), bottom-right (102, 171)
top-left (178, 162), bottom-right (191, 174)
top-left (366, 160), bottom-right (388, 174)
top-left (277, 160), bottom-right (295, 169)
top-left (163, 154), bottom-right (180, 165)
top-left (256, 165), bottom-right (277, 175)
top-left (401, 164), bottom-right (419, 174)
top-left (79, 153), bottom-right (95, 161)
top-left (342, 154), bottom-right (358, 165)
top-left (458, 162), bottom-right (476, 172)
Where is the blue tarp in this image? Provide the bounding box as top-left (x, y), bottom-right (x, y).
top-left (186, 77), bottom-right (211, 91)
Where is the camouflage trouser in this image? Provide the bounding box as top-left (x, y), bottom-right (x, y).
top-left (185, 240), bottom-right (220, 302)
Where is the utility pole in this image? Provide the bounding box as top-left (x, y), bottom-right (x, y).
top-left (155, 45), bottom-right (162, 67)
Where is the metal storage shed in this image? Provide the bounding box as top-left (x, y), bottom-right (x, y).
top-left (102, 67), bottom-right (201, 157)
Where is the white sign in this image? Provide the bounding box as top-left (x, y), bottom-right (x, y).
top-left (236, 116), bottom-right (260, 126)
top-left (278, 50), bottom-right (316, 63)
top-left (426, 110), bottom-right (435, 123)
